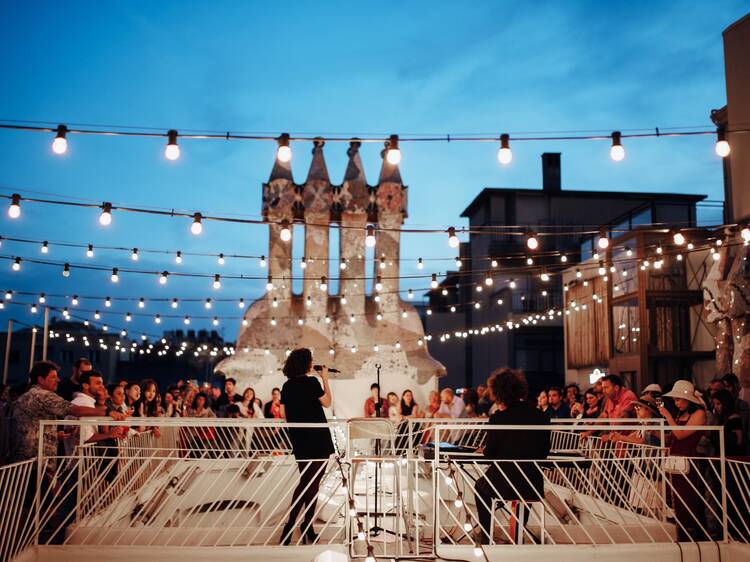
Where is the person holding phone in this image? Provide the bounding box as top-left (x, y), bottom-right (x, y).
top-left (280, 348), bottom-right (335, 545)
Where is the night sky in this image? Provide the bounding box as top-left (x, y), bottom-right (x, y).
top-left (0, 1), bottom-right (746, 342)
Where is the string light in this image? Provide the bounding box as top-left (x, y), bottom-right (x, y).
top-left (159, 271), bottom-right (169, 284)
top-left (272, 296), bottom-right (278, 307)
top-left (204, 298), bottom-right (212, 309)
top-left (131, 248), bottom-right (139, 261)
top-left (375, 275), bottom-right (383, 292)
top-left (386, 134), bottom-right (401, 165)
top-left (740, 226), bottom-right (750, 243)
top-left (94, 310), bottom-right (101, 319)
top-left (71, 295), bottom-right (79, 306)
top-left (365, 225), bottom-right (376, 247)
top-left (213, 274), bottom-right (222, 289)
top-left (417, 257), bottom-right (424, 269)
top-left (597, 229), bottom-right (609, 249)
top-left (165, 130), bottom-right (180, 161)
top-left (300, 256), bottom-right (307, 269)
top-left (276, 133), bottom-right (292, 163)
top-left (497, 133), bottom-right (512, 164)
top-left (38, 293), bottom-right (46, 303)
top-left (341, 293), bottom-right (348, 305)
top-left (111, 268), bottom-right (119, 283)
top-left (175, 251), bottom-right (183, 264)
top-left (279, 219), bottom-right (292, 242)
top-left (576, 268), bottom-right (582, 278)
top-left (540, 270), bottom-right (550, 282)
top-left (447, 227), bottom-right (459, 248)
top-left (484, 272), bottom-right (493, 286)
top-left (154, 314), bottom-right (161, 324)
top-left (455, 257), bottom-right (462, 268)
top-left (509, 278), bottom-right (517, 289)
top-left (526, 230), bottom-right (539, 250)
top-left (12, 257), bottom-right (21, 271)
top-left (138, 298), bottom-right (145, 309)
top-left (320, 276), bottom-right (328, 292)
top-left (238, 298), bottom-right (245, 308)
top-left (625, 247), bottom-right (633, 257)
top-left (52, 124), bottom-right (68, 154)
top-left (715, 127), bottom-right (730, 158)
top-left (40, 241), bottom-right (49, 254)
top-left (491, 259), bottom-right (498, 268)
top-left (99, 202), bottom-right (113, 226)
top-left (62, 263), bottom-right (70, 277)
top-left (340, 258), bottom-right (347, 270)
top-left (408, 288), bottom-right (414, 299)
top-left (266, 276), bottom-right (274, 291)
top-left (183, 315), bottom-right (190, 325)
top-left (190, 213), bottom-right (203, 235)
top-left (673, 230), bottom-right (686, 246)
top-left (218, 253), bottom-right (225, 265)
top-left (86, 244), bottom-right (94, 258)
top-left (560, 254), bottom-right (568, 263)
top-left (259, 255), bottom-right (266, 268)
top-left (8, 194), bottom-right (21, 219)
top-left (379, 256), bottom-right (386, 270)
top-left (431, 274), bottom-right (438, 289)
top-left (212, 317), bottom-right (219, 326)
top-left (171, 298), bottom-right (178, 308)
top-left (610, 131), bottom-right (625, 161)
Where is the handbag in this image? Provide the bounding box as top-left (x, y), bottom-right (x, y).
top-left (664, 455), bottom-right (689, 475)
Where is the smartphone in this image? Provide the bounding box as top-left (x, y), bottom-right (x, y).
top-left (655, 397), bottom-right (664, 408)
top-left (455, 388), bottom-right (464, 396)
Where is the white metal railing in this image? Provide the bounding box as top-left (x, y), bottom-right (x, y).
top-left (0, 459), bottom-right (35, 562)
top-left (2, 417), bottom-right (749, 560)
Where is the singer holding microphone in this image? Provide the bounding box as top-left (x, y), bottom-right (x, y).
top-left (279, 348), bottom-right (335, 545)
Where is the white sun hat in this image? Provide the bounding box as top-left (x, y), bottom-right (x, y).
top-left (642, 383), bottom-right (663, 394)
top-left (662, 380), bottom-right (704, 406)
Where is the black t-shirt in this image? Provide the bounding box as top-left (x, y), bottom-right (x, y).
top-left (57, 376), bottom-right (80, 401)
top-left (281, 375), bottom-right (334, 460)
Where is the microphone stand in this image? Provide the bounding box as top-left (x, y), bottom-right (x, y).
top-left (371, 363), bottom-right (383, 537)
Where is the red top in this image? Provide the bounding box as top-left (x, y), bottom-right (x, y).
top-left (603, 387), bottom-right (638, 421)
top-left (364, 397), bottom-right (388, 417)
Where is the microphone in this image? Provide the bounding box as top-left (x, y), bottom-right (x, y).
top-left (314, 365), bottom-right (340, 374)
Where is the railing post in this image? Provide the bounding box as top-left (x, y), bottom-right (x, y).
top-left (719, 425), bottom-right (728, 542)
top-left (432, 426), bottom-right (440, 558)
top-left (659, 419), bottom-right (667, 523)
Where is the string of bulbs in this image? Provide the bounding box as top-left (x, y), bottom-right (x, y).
top-left (0, 120), bottom-right (738, 164)
top-left (1, 189), bottom-right (737, 241)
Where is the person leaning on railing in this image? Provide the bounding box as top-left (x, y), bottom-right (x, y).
top-left (10, 361), bottom-right (127, 482)
top-left (602, 395), bottom-right (661, 446)
top-left (474, 368), bottom-right (551, 544)
top-left (657, 380), bottom-right (708, 541)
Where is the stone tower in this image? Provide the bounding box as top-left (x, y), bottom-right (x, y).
top-left (215, 139), bottom-right (446, 417)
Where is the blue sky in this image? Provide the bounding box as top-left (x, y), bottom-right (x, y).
top-left (0, 1), bottom-right (746, 340)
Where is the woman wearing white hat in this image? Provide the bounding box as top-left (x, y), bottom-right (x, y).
top-left (657, 380), bottom-right (707, 541)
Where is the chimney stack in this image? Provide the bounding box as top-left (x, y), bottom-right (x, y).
top-left (542, 153), bottom-right (561, 192)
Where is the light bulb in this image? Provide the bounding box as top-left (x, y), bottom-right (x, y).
top-left (30, 305), bottom-right (37, 314)
top-left (300, 257), bottom-right (307, 269)
top-left (350, 314), bottom-right (356, 323)
top-left (205, 299), bottom-right (212, 309)
top-left (38, 293), bottom-right (46, 303)
top-left (138, 298), bottom-right (145, 309)
top-left (131, 248), bottom-right (139, 261)
top-left (52, 124), bottom-right (68, 154)
top-left (213, 274), bottom-right (221, 289)
top-left (560, 254), bottom-right (568, 263)
top-left (365, 225), bottom-right (376, 247)
top-left (497, 133), bottom-right (512, 164)
top-left (715, 128), bottom-right (730, 157)
top-left (597, 232), bottom-right (609, 249)
top-left (485, 273), bottom-right (493, 286)
top-left (431, 274), bottom-right (438, 289)
top-left (447, 227), bottom-right (459, 248)
top-left (272, 297), bottom-right (278, 307)
top-left (276, 133), bottom-right (292, 162)
top-left (341, 294), bottom-right (348, 305)
top-left (626, 247), bottom-right (633, 257)
top-left (125, 313), bottom-right (132, 322)
top-left (454, 498), bottom-right (463, 508)
top-left (673, 231), bottom-right (686, 246)
top-left (212, 317), bottom-right (219, 326)
top-left (86, 244), bottom-right (94, 258)
top-left (408, 288), bottom-right (414, 299)
top-left (417, 257), bottom-right (424, 269)
top-left (266, 277), bottom-right (274, 291)
top-left (279, 219), bottom-right (292, 242)
top-left (98, 202), bottom-right (113, 226)
top-left (541, 272), bottom-right (550, 282)
top-left (610, 131), bottom-right (625, 161)
top-left (171, 298), bottom-right (178, 308)
top-left (526, 231), bottom-right (539, 250)
top-left (259, 255), bottom-right (266, 268)
top-left (12, 257), bottom-right (21, 271)
top-left (575, 269), bottom-right (582, 278)
top-left (380, 256), bottom-right (386, 269)
top-left (526, 257), bottom-right (534, 265)
top-left (165, 129), bottom-right (180, 160)
top-left (159, 271), bottom-right (168, 285)
top-left (111, 268), bottom-right (119, 283)
top-left (238, 298), bottom-right (245, 308)
top-left (183, 316), bottom-right (190, 325)
top-left (175, 251), bottom-right (183, 264)
top-left (509, 279), bottom-right (517, 289)
top-left (190, 213), bottom-right (203, 235)
top-left (8, 194), bottom-right (21, 219)
top-left (386, 134), bottom-right (401, 165)
top-left (376, 312), bottom-right (383, 320)
top-left (41, 241), bottom-right (49, 254)
top-left (155, 314), bottom-right (161, 324)
top-left (375, 276), bottom-right (383, 292)
top-left (741, 227), bottom-right (750, 243)
top-left (71, 296), bottom-right (78, 306)
top-left (218, 253), bottom-right (225, 265)
top-left (340, 258), bottom-right (347, 270)
top-left (350, 345), bottom-right (357, 353)
top-left (105, 297), bottom-right (112, 307)
top-left (61, 262), bottom-right (70, 277)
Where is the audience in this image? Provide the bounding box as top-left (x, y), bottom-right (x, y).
top-left (476, 384), bottom-right (491, 416)
top-left (214, 377), bottom-right (243, 417)
top-left (474, 368), bottom-right (550, 544)
top-left (536, 390), bottom-right (549, 413)
top-left (600, 374), bottom-right (637, 420)
top-left (124, 382), bottom-right (141, 411)
top-left (604, 395), bottom-right (661, 446)
top-left (721, 373), bottom-right (749, 453)
top-left (57, 357), bottom-right (93, 401)
top-left (658, 379), bottom-right (708, 541)
top-left (363, 383), bottom-right (388, 417)
top-left (435, 388), bottom-right (466, 419)
top-left (264, 387), bottom-right (284, 419)
top-left (238, 387), bottom-right (264, 418)
top-left (546, 387), bottom-right (570, 419)
top-left (573, 387), bottom-right (602, 419)
top-left (400, 390), bottom-right (421, 418)
top-left (424, 390), bottom-right (441, 418)
top-left (564, 383), bottom-right (581, 406)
